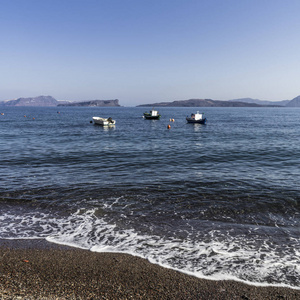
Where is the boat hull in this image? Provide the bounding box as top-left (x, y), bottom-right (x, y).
top-left (144, 114), bottom-right (161, 120)
top-left (93, 117), bottom-right (116, 126)
top-left (186, 118), bottom-right (207, 124)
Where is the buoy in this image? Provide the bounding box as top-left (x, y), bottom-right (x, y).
top-left (90, 120), bottom-right (93, 123)
top-left (167, 124), bottom-right (171, 129)
top-left (33, 117), bottom-right (35, 120)
top-left (172, 119), bottom-right (175, 122)
top-left (169, 118), bottom-right (172, 121)
top-left (24, 115), bottom-right (26, 117)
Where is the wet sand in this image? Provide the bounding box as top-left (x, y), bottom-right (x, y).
top-left (0, 239), bottom-right (299, 299)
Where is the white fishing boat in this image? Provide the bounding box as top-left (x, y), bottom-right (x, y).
top-left (186, 111), bottom-right (207, 124)
top-left (92, 116), bottom-right (116, 126)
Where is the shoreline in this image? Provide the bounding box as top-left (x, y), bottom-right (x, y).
top-left (1, 239), bottom-right (300, 299)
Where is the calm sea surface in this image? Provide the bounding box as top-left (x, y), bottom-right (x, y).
top-left (0, 106), bottom-right (299, 288)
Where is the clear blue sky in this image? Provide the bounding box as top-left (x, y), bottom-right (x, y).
top-left (1, 0), bottom-right (300, 106)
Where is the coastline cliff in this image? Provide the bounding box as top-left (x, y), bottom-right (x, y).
top-left (57, 99), bottom-right (120, 107)
top-left (0, 96), bottom-right (120, 107)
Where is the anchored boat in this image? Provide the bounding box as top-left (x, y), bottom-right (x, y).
top-left (143, 109), bottom-right (161, 120)
top-left (186, 111), bottom-right (206, 124)
top-left (92, 117), bottom-right (116, 126)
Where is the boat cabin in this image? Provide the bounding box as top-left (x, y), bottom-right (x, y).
top-left (191, 111), bottom-right (203, 120)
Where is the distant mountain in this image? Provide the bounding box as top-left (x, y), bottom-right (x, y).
top-left (137, 98), bottom-right (281, 107)
top-left (0, 96), bottom-right (61, 106)
top-left (285, 95), bottom-right (300, 107)
top-left (0, 96), bottom-right (120, 107)
top-left (228, 98), bottom-right (290, 106)
top-left (57, 99), bottom-right (120, 107)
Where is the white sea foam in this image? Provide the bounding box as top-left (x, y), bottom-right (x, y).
top-left (1, 207), bottom-right (300, 289)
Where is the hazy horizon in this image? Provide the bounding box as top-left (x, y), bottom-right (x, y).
top-left (1, 0), bottom-right (300, 106)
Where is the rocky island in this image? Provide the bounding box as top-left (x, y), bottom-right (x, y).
top-left (0, 96), bottom-right (120, 107)
top-left (0, 96), bottom-right (62, 107)
top-left (1, 95), bottom-right (300, 107)
top-left (58, 99), bottom-right (120, 107)
top-left (137, 98), bottom-right (283, 107)
top-left (137, 96), bottom-right (300, 107)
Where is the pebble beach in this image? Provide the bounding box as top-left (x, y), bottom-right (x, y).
top-left (1, 239), bottom-right (299, 299)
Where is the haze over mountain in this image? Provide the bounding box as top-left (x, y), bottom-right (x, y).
top-left (0, 96), bottom-right (61, 107)
top-left (137, 98), bottom-right (294, 107)
top-left (228, 98), bottom-right (290, 106)
top-left (58, 99), bottom-right (120, 107)
top-left (285, 95), bottom-right (300, 107)
top-left (137, 99), bottom-right (264, 107)
top-left (1, 95), bottom-right (300, 107)
top-left (137, 95), bottom-right (300, 107)
top-left (0, 96), bottom-right (120, 107)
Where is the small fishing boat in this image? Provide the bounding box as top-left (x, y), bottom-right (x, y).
top-left (143, 109), bottom-right (161, 120)
top-left (186, 111), bottom-right (207, 124)
top-left (92, 116), bottom-right (116, 126)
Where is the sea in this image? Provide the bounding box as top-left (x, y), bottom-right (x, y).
top-left (0, 106), bottom-right (299, 289)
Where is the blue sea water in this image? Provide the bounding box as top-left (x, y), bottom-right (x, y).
top-left (0, 106), bottom-right (299, 288)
